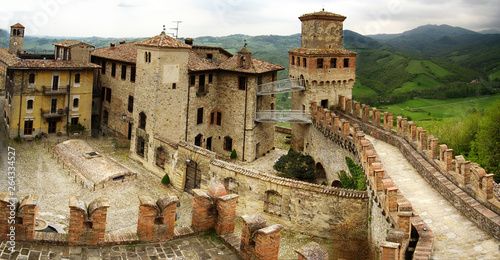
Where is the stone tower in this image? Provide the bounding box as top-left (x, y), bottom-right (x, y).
top-left (289, 10), bottom-right (356, 151)
top-left (9, 23), bottom-right (25, 54)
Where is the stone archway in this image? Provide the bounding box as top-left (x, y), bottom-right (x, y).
top-left (332, 180), bottom-right (343, 188)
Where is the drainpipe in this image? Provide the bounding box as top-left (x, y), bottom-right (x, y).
top-left (242, 77), bottom-right (248, 161)
top-left (17, 70), bottom-right (24, 137)
top-left (184, 76), bottom-right (191, 142)
top-left (67, 71), bottom-right (71, 136)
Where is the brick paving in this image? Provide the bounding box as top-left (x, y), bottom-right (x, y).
top-left (367, 135), bottom-right (500, 260)
top-left (0, 235), bottom-right (240, 260)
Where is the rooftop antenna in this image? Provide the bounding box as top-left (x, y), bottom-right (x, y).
top-left (170, 21), bottom-right (182, 39)
top-left (163, 25), bottom-right (166, 32)
top-left (244, 39), bottom-right (247, 47)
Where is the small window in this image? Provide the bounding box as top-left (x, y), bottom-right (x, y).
top-left (73, 98), bottom-right (79, 108)
top-left (198, 75), bottom-right (206, 93)
top-left (27, 99), bottom-right (33, 110)
top-left (148, 52), bottom-right (151, 63)
top-left (101, 61), bottom-right (106, 74)
top-left (137, 137), bottom-right (145, 157)
top-left (52, 75), bottom-right (59, 90)
top-left (257, 75), bottom-right (262, 86)
top-left (128, 95), bottom-right (134, 113)
top-left (172, 83), bottom-right (176, 89)
top-left (303, 58), bottom-right (307, 67)
top-left (111, 63), bottom-right (116, 77)
top-left (145, 52), bottom-right (148, 62)
top-left (238, 76), bottom-right (246, 90)
top-left (130, 66), bottom-right (136, 82)
top-left (71, 117), bottom-right (79, 125)
top-left (291, 56), bottom-right (295, 66)
top-left (74, 73), bottom-right (81, 84)
top-left (195, 134), bottom-right (203, 147)
top-left (206, 54), bottom-right (213, 60)
top-left (317, 59), bottom-right (323, 69)
top-left (321, 99), bottom-right (328, 108)
top-left (197, 107), bottom-right (204, 125)
top-left (297, 57), bottom-right (300, 66)
top-left (224, 136), bottom-right (232, 151)
top-left (121, 65), bottom-right (127, 80)
top-left (106, 88), bottom-right (111, 102)
top-left (103, 110), bottom-right (109, 125)
top-left (139, 112), bottom-right (146, 130)
top-left (156, 147), bottom-right (166, 168)
top-left (210, 112), bottom-right (215, 125)
top-left (330, 58), bottom-right (337, 68)
top-left (344, 58), bottom-right (349, 68)
top-left (28, 73), bottom-right (35, 84)
top-left (264, 190), bottom-right (282, 216)
top-left (208, 74), bottom-right (213, 83)
top-left (190, 75), bottom-right (196, 86)
top-left (216, 112), bottom-right (222, 126)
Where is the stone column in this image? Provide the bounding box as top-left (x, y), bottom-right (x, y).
top-left (254, 225), bottom-right (284, 260)
top-left (345, 98), bottom-right (352, 114)
top-left (353, 101), bottom-right (361, 118)
top-left (362, 105), bottom-right (370, 122)
top-left (215, 194), bottom-right (239, 235)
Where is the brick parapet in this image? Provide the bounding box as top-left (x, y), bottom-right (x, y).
top-left (333, 101), bottom-right (500, 243)
top-left (240, 214), bottom-right (282, 260)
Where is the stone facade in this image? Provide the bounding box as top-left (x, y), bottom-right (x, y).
top-left (289, 11), bottom-right (357, 152)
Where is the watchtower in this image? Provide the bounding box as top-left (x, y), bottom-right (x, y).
top-left (9, 23), bottom-right (25, 55)
top-left (289, 10), bottom-right (357, 151)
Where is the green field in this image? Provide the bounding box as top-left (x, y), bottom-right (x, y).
top-left (489, 69), bottom-right (500, 81)
top-left (392, 74), bottom-right (440, 94)
top-left (352, 81), bottom-right (378, 97)
top-left (381, 94), bottom-right (500, 123)
top-left (406, 60), bottom-right (451, 77)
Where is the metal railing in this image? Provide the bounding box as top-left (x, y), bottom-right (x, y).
top-left (42, 86), bottom-right (69, 95)
top-left (256, 78), bottom-right (305, 95)
top-left (255, 110), bottom-right (311, 124)
top-left (41, 108), bottom-right (67, 118)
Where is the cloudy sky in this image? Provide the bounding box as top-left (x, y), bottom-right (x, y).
top-left (1, 0), bottom-right (499, 38)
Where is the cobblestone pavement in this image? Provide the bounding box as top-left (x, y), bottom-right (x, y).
top-left (0, 235), bottom-right (240, 260)
top-left (366, 136), bottom-right (500, 260)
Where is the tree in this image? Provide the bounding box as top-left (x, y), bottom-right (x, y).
top-left (161, 173), bottom-right (170, 186)
top-left (470, 101), bottom-right (500, 182)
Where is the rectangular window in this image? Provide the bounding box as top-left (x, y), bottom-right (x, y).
top-left (317, 58), bottom-right (323, 69)
top-left (238, 76), bottom-right (246, 90)
top-left (111, 63), bottom-right (116, 77)
top-left (71, 117), bottom-right (79, 125)
top-left (344, 58), bottom-right (349, 68)
top-left (28, 73), bottom-right (35, 84)
top-left (137, 137), bottom-right (145, 157)
top-left (121, 65), bottom-right (127, 80)
top-left (128, 95), bottom-right (134, 113)
top-left (52, 75), bottom-right (59, 90)
top-left (74, 73), bottom-right (81, 84)
top-left (291, 56), bottom-right (295, 65)
top-left (206, 54), bottom-right (213, 60)
top-left (197, 107), bottom-right (204, 125)
top-left (331, 58), bottom-right (337, 68)
top-left (101, 61), bottom-right (106, 74)
top-left (198, 75), bottom-right (206, 92)
top-left (224, 136), bottom-right (232, 151)
top-left (172, 83), bottom-right (176, 89)
top-left (297, 57), bottom-right (300, 66)
top-left (210, 112), bottom-right (215, 125)
top-left (190, 75), bottom-right (196, 86)
top-left (130, 66), bottom-right (136, 82)
top-left (106, 88), bottom-right (111, 102)
top-left (216, 112), bottom-right (222, 126)
top-left (208, 74), bottom-right (213, 83)
top-left (257, 75), bottom-right (262, 86)
top-left (303, 58), bottom-right (307, 67)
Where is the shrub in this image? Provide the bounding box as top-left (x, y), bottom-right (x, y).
top-left (273, 149), bottom-right (315, 180)
top-left (230, 149), bottom-right (237, 159)
top-left (161, 173), bottom-right (170, 186)
top-left (337, 157), bottom-right (367, 191)
top-left (66, 123), bottom-right (86, 133)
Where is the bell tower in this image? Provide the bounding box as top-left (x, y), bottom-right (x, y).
top-left (9, 23), bottom-right (25, 55)
top-left (289, 10), bottom-right (357, 151)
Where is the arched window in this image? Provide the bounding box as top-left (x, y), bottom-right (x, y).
top-left (264, 190), bottom-right (282, 216)
top-left (139, 112), bottom-right (146, 130)
top-left (27, 100), bottom-right (33, 110)
top-left (195, 134), bottom-right (203, 147)
top-left (73, 98), bottom-right (79, 108)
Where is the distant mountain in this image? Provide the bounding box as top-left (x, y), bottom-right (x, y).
top-left (369, 24), bottom-right (478, 40)
top-left (479, 29), bottom-right (500, 34)
top-left (0, 29), bottom-right (8, 48)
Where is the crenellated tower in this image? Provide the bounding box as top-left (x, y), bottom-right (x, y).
top-left (289, 10), bottom-right (357, 151)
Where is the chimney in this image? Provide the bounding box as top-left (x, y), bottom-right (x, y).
top-left (119, 40), bottom-right (126, 44)
top-left (110, 42), bottom-right (115, 47)
top-left (185, 38), bottom-right (193, 46)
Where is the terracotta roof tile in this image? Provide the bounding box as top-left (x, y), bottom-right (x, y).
top-left (188, 51), bottom-right (218, 71)
top-left (53, 40), bottom-right (94, 48)
top-left (92, 42), bottom-right (137, 64)
top-left (219, 55), bottom-right (284, 74)
top-left (136, 32), bottom-right (192, 49)
top-left (0, 48), bottom-right (20, 66)
top-left (9, 59), bottom-right (101, 69)
top-left (11, 23), bottom-right (25, 28)
top-left (289, 47), bottom-right (357, 56)
top-left (299, 10), bottom-right (346, 21)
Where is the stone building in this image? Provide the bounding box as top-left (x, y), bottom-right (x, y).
top-left (289, 10), bottom-right (357, 151)
top-left (0, 24), bottom-right (99, 139)
top-left (91, 32), bottom-right (283, 178)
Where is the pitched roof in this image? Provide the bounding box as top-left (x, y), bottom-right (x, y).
top-left (188, 51), bottom-right (218, 71)
top-left (136, 31), bottom-right (192, 49)
top-left (92, 42), bottom-right (138, 64)
top-left (11, 23), bottom-right (25, 28)
top-left (53, 40), bottom-right (94, 48)
top-left (299, 10), bottom-right (346, 22)
top-left (219, 55), bottom-right (284, 74)
top-left (0, 48), bottom-right (100, 69)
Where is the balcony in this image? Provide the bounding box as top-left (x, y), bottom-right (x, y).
top-left (255, 110), bottom-right (311, 124)
top-left (43, 86), bottom-right (69, 95)
top-left (41, 108), bottom-right (67, 119)
top-left (256, 78), bottom-right (305, 95)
